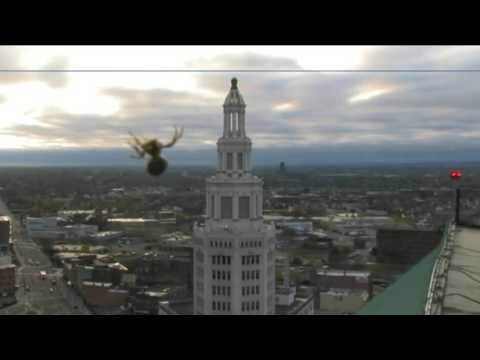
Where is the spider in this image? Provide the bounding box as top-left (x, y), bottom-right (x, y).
top-left (128, 126), bottom-right (184, 176)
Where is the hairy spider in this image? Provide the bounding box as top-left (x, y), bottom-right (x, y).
top-left (128, 126), bottom-right (184, 176)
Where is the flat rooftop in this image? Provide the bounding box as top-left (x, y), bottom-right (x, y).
top-left (442, 226), bottom-right (480, 314)
top-left (317, 269), bottom-right (370, 278)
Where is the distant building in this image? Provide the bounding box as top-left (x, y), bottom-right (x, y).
top-left (0, 263), bottom-right (16, 307)
top-left (131, 290), bottom-right (169, 315)
top-left (25, 217), bottom-right (64, 241)
top-left (107, 218), bottom-right (163, 238)
top-left (158, 210), bottom-right (176, 224)
top-left (0, 216), bottom-right (10, 252)
top-left (64, 264), bottom-right (94, 289)
top-left (91, 262), bottom-right (128, 286)
top-left (275, 257), bottom-right (314, 315)
top-left (275, 285), bottom-right (315, 315)
top-left (89, 231), bottom-right (124, 244)
top-left (58, 209), bottom-right (96, 218)
top-left (376, 228), bottom-right (442, 265)
top-left (277, 221), bottom-right (313, 235)
top-left (315, 269), bottom-right (372, 293)
top-left (158, 301), bottom-right (179, 315)
top-left (319, 290), bottom-right (368, 314)
top-left (64, 224), bottom-right (98, 240)
top-left (80, 281), bottom-right (129, 309)
top-left (136, 252), bottom-right (192, 291)
top-left (314, 268), bottom-right (372, 314)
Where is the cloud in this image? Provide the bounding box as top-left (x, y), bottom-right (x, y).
top-left (37, 56), bottom-right (69, 88)
top-left (186, 52), bottom-right (301, 71)
top-left (3, 47), bottom-right (480, 164)
top-left (0, 47), bottom-right (69, 88)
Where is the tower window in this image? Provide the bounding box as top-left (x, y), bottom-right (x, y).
top-left (239, 196), bottom-right (250, 219)
top-left (221, 196), bottom-right (233, 219)
top-left (212, 301), bottom-right (216, 311)
top-left (237, 153), bottom-right (244, 170)
top-left (210, 195), bottom-right (215, 218)
top-left (226, 153), bottom-right (233, 170)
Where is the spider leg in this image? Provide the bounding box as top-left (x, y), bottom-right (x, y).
top-left (128, 131), bottom-right (144, 148)
top-left (129, 143), bottom-right (146, 159)
top-left (163, 125), bottom-right (184, 148)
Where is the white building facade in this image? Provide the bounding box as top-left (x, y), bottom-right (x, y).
top-left (193, 78), bottom-right (276, 315)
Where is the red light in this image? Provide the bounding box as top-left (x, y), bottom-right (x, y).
top-left (450, 170), bottom-right (462, 181)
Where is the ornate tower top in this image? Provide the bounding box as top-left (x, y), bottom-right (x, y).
top-left (224, 77), bottom-right (246, 107)
top-left (217, 77), bottom-right (252, 174)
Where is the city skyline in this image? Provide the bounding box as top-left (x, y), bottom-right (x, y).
top-left (2, 46), bottom-right (480, 165)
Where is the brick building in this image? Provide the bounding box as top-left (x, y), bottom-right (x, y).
top-left (0, 216), bottom-right (10, 255)
top-left (0, 264), bottom-right (16, 306)
top-left (376, 228), bottom-right (442, 265)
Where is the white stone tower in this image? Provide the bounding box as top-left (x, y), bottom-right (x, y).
top-left (193, 78), bottom-right (276, 315)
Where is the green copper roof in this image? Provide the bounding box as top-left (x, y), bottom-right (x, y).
top-left (356, 246), bottom-right (441, 315)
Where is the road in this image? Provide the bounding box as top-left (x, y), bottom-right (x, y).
top-left (0, 197), bottom-right (91, 315)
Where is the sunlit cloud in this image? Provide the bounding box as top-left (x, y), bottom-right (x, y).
top-left (273, 102), bottom-right (296, 112)
top-left (348, 87), bottom-right (395, 104)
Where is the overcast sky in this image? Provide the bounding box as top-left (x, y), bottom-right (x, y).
top-left (1, 46), bottom-right (480, 166)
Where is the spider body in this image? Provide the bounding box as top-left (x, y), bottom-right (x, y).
top-left (148, 157), bottom-right (168, 176)
top-left (128, 126), bottom-right (183, 176)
